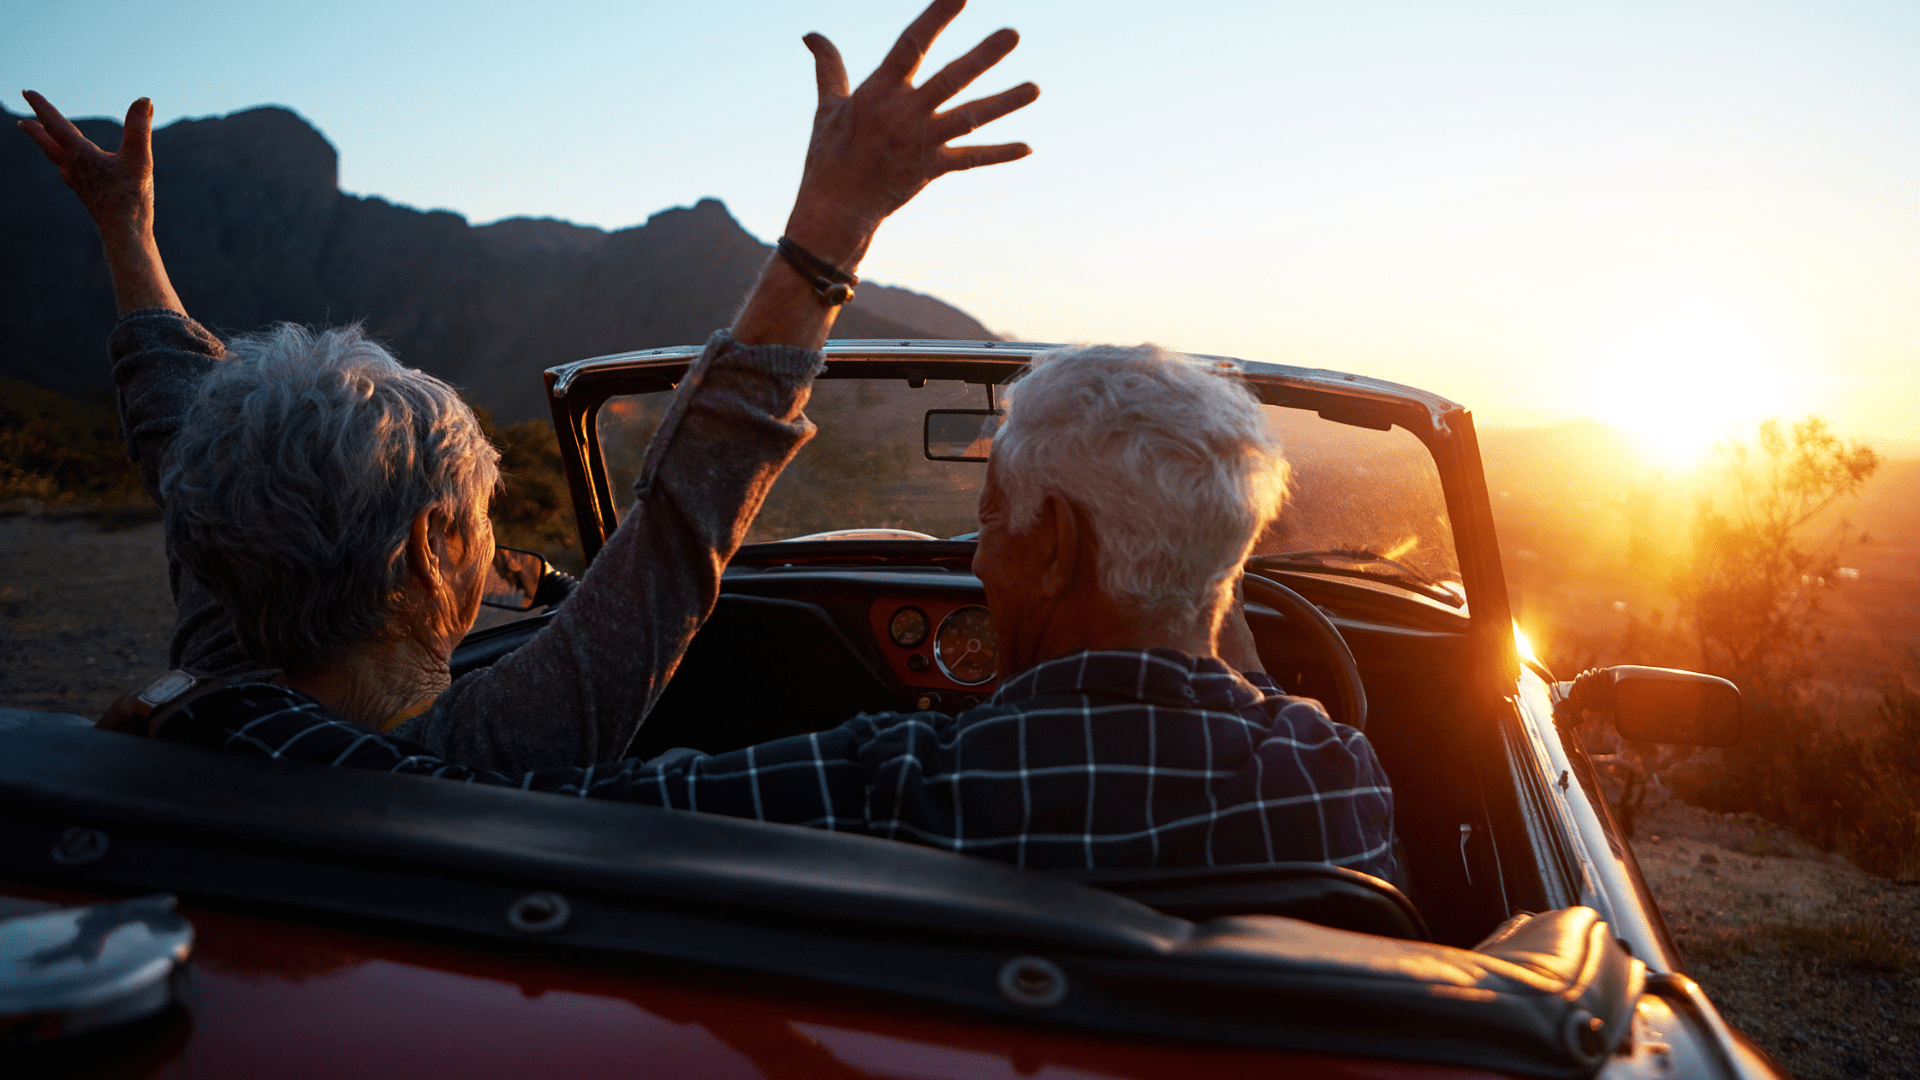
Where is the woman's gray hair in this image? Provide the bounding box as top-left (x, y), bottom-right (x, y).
top-left (161, 324), bottom-right (499, 672)
top-left (993, 344), bottom-right (1288, 623)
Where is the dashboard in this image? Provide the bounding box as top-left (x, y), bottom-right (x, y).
top-left (450, 550), bottom-right (1472, 764)
top-left (620, 566), bottom-right (1002, 759)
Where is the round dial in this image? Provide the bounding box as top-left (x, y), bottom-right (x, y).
top-left (934, 606), bottom-right (997, 685)
top-left (888, 606), bottom-right (929, 649)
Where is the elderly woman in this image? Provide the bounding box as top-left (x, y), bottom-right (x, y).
top-left (20, 0), bottom-right (1039, 768)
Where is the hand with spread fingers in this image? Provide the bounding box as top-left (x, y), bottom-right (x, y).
top-left (787, 0), bottom-right (1039, 267)
top-left (735, 0), bottom-right (1039, 347)
top-left (17, 90), bottom-right (182, 315)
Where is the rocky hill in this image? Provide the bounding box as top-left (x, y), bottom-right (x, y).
top-left (0, 103), bottom-right (998, 421)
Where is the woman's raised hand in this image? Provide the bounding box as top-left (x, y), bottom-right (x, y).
top-left (18, 91), bottom-right (182, 316)
top-left (18, 91), bottom-right (159, 243)
top-left (784, 0), bottom-right (1039, 265)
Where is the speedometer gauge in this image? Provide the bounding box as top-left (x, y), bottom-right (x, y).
top-left (934, 606), bottom-right (997, 685)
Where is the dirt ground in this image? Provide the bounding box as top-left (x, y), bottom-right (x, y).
top-left (1629, 791), bottom-right (1920, 1079)
top-left (0, 514), bottom-right (175, 717)
top-left (4, 513), bottom-right (1915, 1078)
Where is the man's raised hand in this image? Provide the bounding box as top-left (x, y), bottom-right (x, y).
top-left (18, 91), bottom-right (158, 243)
top-left (785, 0), bottom-right (1039, 265)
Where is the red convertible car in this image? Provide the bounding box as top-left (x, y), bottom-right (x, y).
top-left (1, 340), bottom-right (1780, 1078)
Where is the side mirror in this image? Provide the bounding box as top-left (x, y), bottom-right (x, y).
top-left (924, 409), bottom-right (1002, 462)
top-left (482, 546), bottom-right (575, 612)
top-left (1561, 665), bottom-right (1742, 747)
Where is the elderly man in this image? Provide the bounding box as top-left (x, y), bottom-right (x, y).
top-left (154, 340), bottom-right (1397, 879)
top-left (21, 0), bottom-right (1037, 769)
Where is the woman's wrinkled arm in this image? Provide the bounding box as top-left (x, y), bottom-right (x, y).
top-left (21, 92), bottom-right (258, 675)
top-left (19, 90), bottom-right (220, 504)
top-left (405, 330), bottom-right (821, 769)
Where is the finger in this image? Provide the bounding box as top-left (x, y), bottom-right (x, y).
top-left (940, 141), bottom-right (1032, 174)
top-left (21, 90), bottom-right (91, 153)
top-left (918, 27), bottom-right (1019, 108)
top-left (17, 118), bottom-right (65, 161)
top-left (934, 82), bottom-right (1039, 142)
top-left (119, 97), bottom-right (153, 169)
top-left (871, 0), bottom-right (964, 87)
top-left (803, 33), bottom-right (850, 102)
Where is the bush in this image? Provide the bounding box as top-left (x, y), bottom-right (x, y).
top-left (1621, 416), bottom-right (1919, 876)
top-left (1666, 682), bottom-right (1920, 879)
top-left (1677, 418), bottom-right (1880, 684)
top-left (0, 376), bottom-right (147, 510)
top-left (469, 406), bottom-right (583, 575)
top-left (1688, 915), bottom-right (1915, 973)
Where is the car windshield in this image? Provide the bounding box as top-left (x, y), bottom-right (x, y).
top-left (596, 376), bottom-right (1461, 592)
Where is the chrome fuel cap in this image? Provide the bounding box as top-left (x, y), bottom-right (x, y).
top-left (0, 894), bottom-right (193, 1044)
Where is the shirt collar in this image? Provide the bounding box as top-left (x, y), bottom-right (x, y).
top-left (991, 648), bottom-right (1265, 711)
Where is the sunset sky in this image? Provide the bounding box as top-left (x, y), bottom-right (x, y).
top-left (7, 0), bottom-right (1916, 459)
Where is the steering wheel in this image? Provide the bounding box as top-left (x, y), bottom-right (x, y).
top-left (1239, 573), bottom-right (1368, 733)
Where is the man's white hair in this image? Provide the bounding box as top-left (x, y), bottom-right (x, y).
top-left (163, 324), bottom-right (499, 672)
top-left (993, 343), bottom-right (1288, 623)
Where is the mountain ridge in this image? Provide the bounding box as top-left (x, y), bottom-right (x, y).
top-left (0, 103), bottom-right (999, 422)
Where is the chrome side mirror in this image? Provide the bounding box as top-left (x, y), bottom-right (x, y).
top-left (482, 547), bottom-right (575, 612)
top-left (1559, 665), bottom-right (1742, 747)
top-left (924, 409), bottom-right (1001, 462)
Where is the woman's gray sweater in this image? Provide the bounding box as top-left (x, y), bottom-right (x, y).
top-left (109, 309), bottom-right (823, 773)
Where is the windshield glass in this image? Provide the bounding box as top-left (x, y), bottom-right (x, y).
top-left (599, 379), bottom-right (989, 543)
top-left (596, 377), bottom-right (1460, 588)
top-left (1250, 406), bottom-right (1460, 596)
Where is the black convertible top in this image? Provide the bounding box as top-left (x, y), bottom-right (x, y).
top-left (0, 709), bottom-right (1642, 1078)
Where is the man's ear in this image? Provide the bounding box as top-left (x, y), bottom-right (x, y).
top-left (404, 507), bottom-right (441, 591)
top-left (1036, 493), bottom-right (1082, 598)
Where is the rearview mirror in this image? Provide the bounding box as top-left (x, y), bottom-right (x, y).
top-left (924, 409), bottom-right (1002, 462)
top-left (1562, 665), bottom-right (1742, 747)
top-left (482, 547), bottom-right (552, 612)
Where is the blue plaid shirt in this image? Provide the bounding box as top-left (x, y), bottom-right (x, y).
top-left (160, 648), bottom-right (1396, 877)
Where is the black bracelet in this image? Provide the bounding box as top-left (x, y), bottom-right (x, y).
top-left (776, 236), bottom-right (859, 305)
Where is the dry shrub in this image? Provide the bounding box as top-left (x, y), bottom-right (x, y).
top-left (1618, 418), bottom-right (1919, 879)
top-left (1771, 918), bottom-right (1915, 974)
top-left (0, 376), bottom-right (147, 511)
top-left (469, 406), bottom-right (583, 576)
top-left (1666, 683), bottom-right (1920, 879)
top-left (1687, 916), bottom-right (1914, 974)
top-left (2, 378), bottom-right (581, 572)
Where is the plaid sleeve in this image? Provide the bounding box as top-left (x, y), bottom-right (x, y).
top-left (1253, 699), bottom-right (1399, 881)
top-left (165, 685), bottom-right (635, 794)
top-left (162, 685), bottom-right (870, 826)
top-left (625, 725), bottom-right (869, 830)
top-left (1240, 670), bottom-right (1397, 878)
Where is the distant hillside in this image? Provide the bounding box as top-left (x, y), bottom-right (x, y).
top-left (0, 104), bottom-right (999, 422)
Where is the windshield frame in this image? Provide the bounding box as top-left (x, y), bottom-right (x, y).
top-left (543, 340), bottom-right (1517, 680)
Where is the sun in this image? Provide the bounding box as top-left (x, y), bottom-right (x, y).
top-left (1578, 305), bottom-right (1793, 469)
